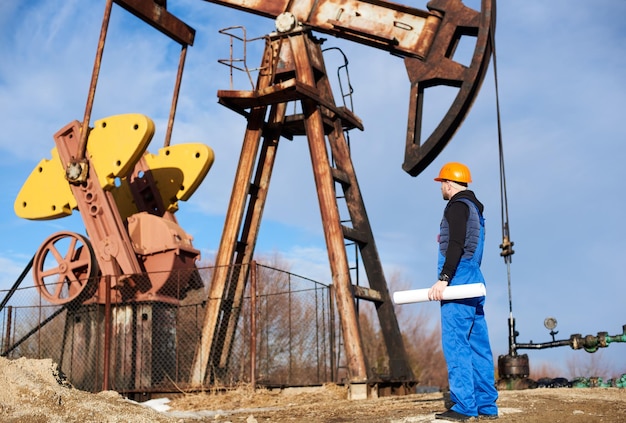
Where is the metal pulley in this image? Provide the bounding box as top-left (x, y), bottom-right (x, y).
top-left (32, 231), bottom-right (99, 305)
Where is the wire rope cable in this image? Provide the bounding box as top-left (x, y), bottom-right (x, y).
top-left (490, 19), bottom-right (515, 319)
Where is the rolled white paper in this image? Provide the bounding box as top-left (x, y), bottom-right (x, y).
top-left (393, 283), bottom-right (486, 304)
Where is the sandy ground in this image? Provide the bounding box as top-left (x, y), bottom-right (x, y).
top-left (1, 357), bottom-right (625, 422)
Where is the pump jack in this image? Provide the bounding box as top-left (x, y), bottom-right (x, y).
top-left (186, 0), bottom-right (495, 395)
top-left (12, 0), bottom-right (494, 396)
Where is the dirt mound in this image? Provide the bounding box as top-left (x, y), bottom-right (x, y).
top-left (0, 357), bottom-right (178, 423)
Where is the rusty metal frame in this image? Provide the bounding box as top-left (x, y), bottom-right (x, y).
top-left (199, 0), bottom-right (494, 176)
top-left (45, 0), bottom-right (494, 392)
top-left (71, 0), bottom-right (196, 176)
top-left (190, 29), bottom-right (414, 388)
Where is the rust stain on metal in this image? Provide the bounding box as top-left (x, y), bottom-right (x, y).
top-left (114, 0), bottom-right (196, 46)
top-left (203, 0), bottom-right (432, 58)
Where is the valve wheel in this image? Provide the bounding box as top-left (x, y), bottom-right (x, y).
top-left (33, 231), bottom-right (98, 305)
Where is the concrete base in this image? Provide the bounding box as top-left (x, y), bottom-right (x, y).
top-left (348, 381), bottom-right (417, 400)
top-left (348, 382), bottom-right (377, 400)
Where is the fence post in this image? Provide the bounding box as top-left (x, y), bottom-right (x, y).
top-left (3, 306), bottom-right (12, 355)
top-left (103, 275), bottom-right (111, 391)
top-left (250, 261), bottom-right (257, 388)
top-left (329, 284), bottom-right (336, 383)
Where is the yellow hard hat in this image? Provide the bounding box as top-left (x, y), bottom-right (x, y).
top-left (434, 162), bottom-right (472, 183)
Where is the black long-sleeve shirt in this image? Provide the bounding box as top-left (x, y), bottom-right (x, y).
top-left (440, 190), bottom-right (484, 280)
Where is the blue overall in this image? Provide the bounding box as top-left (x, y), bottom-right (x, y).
top-left (438, 198), bottom-right (498, 417)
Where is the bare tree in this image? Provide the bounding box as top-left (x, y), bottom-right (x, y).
top-left (354, 270), bottom-right (448, 388)
top-left (566, 351), bottom-right (613, 380)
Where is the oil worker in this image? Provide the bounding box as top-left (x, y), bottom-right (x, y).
top-left (428, 162), bottom-right (499, 421)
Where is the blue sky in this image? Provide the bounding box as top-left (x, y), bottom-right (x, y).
top-left (1, 0), bottom-right (625, 378)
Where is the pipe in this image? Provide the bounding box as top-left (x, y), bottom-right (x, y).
top-left (77, 0), bottom-right (113, 164)
top-left (512, 324), bottom-right (626, 353)
top-left (514, 340), bottom-right (571, 350)
top-left (570, 325), bottom-right (626, 353)
top-left (163, 44), bottom-right (188, 147)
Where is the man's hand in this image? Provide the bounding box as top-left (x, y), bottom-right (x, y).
top-left (428, 280), bottom-right (449, 301)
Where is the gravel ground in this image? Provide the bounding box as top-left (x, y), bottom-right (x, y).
top-left (1, 357), bottom-right (624, 422)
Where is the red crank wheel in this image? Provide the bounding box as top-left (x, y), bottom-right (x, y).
top-left (33, 231), bottom-right (98, 305)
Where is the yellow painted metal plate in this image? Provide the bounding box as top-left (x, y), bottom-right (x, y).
top-left (109, 178), bottom-right (137, 222)
top-left (14, 147), bottom-right (77, 220)
top-left (88, 114), bottom-right (155, 190)
top-left (14, 114), bottom-right (211, 221)
top-left (144, 143), bottom-right (215, 212)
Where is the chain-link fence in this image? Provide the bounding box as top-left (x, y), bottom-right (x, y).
top-left (0, 261), bottom-right (337, 396)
